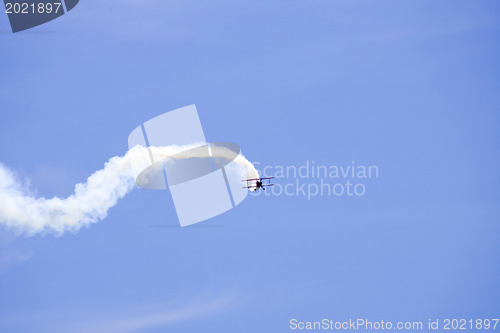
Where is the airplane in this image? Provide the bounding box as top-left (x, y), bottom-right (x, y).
top-left (242, 177), bottom-right (275, 191)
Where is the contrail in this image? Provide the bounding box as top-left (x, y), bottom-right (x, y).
top-left (0, 144), bottom-right (259, 236)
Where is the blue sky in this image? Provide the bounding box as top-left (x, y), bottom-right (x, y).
top-left (0, 1), bottom-right (499, 332)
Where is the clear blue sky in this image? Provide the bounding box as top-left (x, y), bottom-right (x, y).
top-left (0, 1), bottom-right (499, 332)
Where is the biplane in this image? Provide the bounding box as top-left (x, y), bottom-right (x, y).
top-left (242, 177), bottom-right (275, 191)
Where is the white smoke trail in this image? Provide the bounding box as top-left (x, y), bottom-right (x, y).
top-left (148, 144), bottom-right (259, 181)
top-left (0, 144), bottom-right (259, 236)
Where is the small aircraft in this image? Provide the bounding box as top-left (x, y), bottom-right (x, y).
top-left (242, 177), bottom-right (275, 191)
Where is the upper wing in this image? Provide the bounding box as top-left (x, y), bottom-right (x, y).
top-left (242, 177), bottom-right (275, 182)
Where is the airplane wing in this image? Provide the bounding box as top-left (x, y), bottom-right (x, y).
top-left (242, 177), bottom-right (275, 182)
